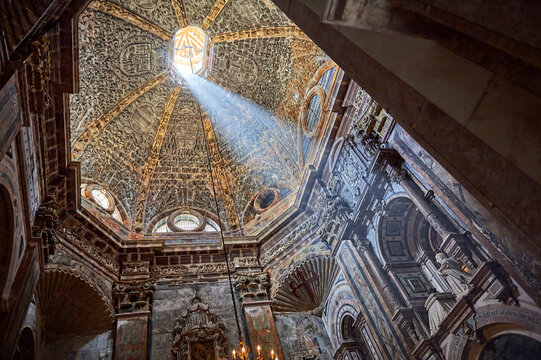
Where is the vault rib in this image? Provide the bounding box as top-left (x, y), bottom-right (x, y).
top-left (171, 0), bottom-right (187, 28)
top-left (89, 0), bottom-right (172, 40)
top-left (132, 85), bottom-right (182, 232)
top-left (72, 72), bottom-right (169, 159)
top-left (211, 25), bottom-right (310, 43)
top-left (202, 0), bottom-right (230, 31)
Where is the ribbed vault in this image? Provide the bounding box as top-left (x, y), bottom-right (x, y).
top-left (70, 0), bottom-right (329, 236)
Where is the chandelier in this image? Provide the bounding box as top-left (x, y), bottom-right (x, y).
top-left (232, 343), bottom-right (279, 360)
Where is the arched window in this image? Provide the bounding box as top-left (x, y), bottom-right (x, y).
top-left (13, 327), bottom-right (36, 360)
top-left (174, 213), bottom-right (200, 231)
top-left (91, 188), bottom-right (110, 209)
top-left (317, 67), bottom-right (336, 94)
top-left (81, 184), bottom-right (124, 223)
top-left (204, 219), bottom-right (220, 232)
top-left (153, 217), bottom-right (170, 233)
top-left (151, 208), bottom-right (220, 233)
top-left (302, 94), bottom-right (323, 161)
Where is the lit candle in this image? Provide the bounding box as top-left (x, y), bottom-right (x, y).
top-left (257, 345), bottom-right (261, 355)
top-left (232, 350), bottom-right (236, 359)
top-left (271, 349), bottom-right (275, 359)
top-left (242, 347), bottom-right (245, 353)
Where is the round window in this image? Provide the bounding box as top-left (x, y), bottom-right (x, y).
top-left (174, 213), bottom-right (200, 231)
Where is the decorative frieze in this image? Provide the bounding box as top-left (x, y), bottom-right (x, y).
top-left (123, 262), bottom-right (150, 275)
top-left (57, 226), bottom-right (120, 272)
top-left (233, 256), bottom-right (260, 269)
top-left (151, 263), bottom-right (234, 278)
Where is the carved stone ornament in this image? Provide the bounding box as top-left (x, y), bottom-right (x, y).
top-left (58, 226), bottom-right (120, 271)
top-left (260, 214), bottom-right (318, 266)
top-left (151, 263), bottom-right (234, 278)
top-left (234, 271), bottom-right (270, 302)
top-left (314, 189), bottom-right (353, 248)
top-left (122, 261), bottom-right (150, 275)
top-left (172, 296), bottom-right (228, 360)
top-left (25, 36), bottom-right (52, 116)
top-left (233, 256), bottom-right (259, 269)
top-left (32, 197), bottom-right (59, 262)
top-left (112, 280), bottom-right (155, 314)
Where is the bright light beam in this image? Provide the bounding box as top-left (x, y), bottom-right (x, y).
top-left (182, 74), bottom-right (301, 178)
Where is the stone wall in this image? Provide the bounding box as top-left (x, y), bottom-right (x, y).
top-left (274, 313), bottom-right (333, 360)
top-left (150, 282), bottom-right (248, 359)
top-left (42, 331), bottom-right (114, 360)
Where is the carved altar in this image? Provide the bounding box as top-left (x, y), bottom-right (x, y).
top-left (172, 297), bottom-right (228, 360)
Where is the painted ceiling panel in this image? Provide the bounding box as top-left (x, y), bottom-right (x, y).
top-left (182, 0), bottom-right (215, 27)
top-left (70, 9), bottom-right (169, 140)
top-left (107, 0), bottom-right (179, 33)
top-left (79, 82), bottom-right (174, 219)
top-left (208, 0), bottom-right (291, 36)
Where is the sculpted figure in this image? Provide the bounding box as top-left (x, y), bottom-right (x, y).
top-left (436, 252), bottom-right (472, 297)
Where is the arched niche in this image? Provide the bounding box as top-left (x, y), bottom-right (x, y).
top-left (340, 314), bottom-right (373, 360)
top-left (36, 269), bottom-right (114, 341)
top-left (478, 334), bottom-right (541, 360)
top-left (376, 196), bottom-right (443, 307)
top-left (13, 327), bottom-right (36, 360)
top-left (450, 304), bottom-right (541, 360)
top-left (0, 183), bottom-right (15, 298)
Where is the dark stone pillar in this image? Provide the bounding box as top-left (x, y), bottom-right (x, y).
top-left (234, 272), bottom-right (284, 359)
top-left (112, 280), bottom-right (154, 360)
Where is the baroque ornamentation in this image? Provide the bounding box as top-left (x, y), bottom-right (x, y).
top-left (260, 214), bottom-right (318, 266)
top-left (234, 271), bottom-right (270, 302)
top-left (132, 85), bottom-right (181, 231)
top-left (202, 0), bottom-right (230, 30)
top-left (112, 280), bottom-right (155, 313)
top-left (233, 256), bottom-right (259, 268)
top-left (25, 36), bottom-right (52, 117)
top-left (314, 188), bottom-right (353, 249)
top-left (123, 261), bottom-right (150, 274)
top-left (211, 26), bottom-right (309, 43)
top-left (89, 1), bottom-right (172, 40)
top-left (32, 197), bottom-right (59, 262)
top-left (151, 263), bottom-right (234, 278)
top-left (272, 256), bottom-right (339, 315)
top-left (172, 296), bottom-right (228, 360)
top-left (57, 226), bottom-right (120, 272)
top-left (72, 71), bottom-right (169, 158)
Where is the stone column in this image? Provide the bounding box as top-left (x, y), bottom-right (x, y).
top-left (355, 238), bottom-right (424, 346)
top-left (234, 272), bottom-right (284, 359)
top-left (112, 280), bottom-right (154, 360)
top-left (356, 239), bottom-right (406, 311)
top-left (387, 166), bottom-right (456, 238)
top-left (387, 164), bottom-right (483, 269)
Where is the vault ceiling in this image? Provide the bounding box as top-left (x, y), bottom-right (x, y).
top-left (70, 0), bottom-right (328, 236)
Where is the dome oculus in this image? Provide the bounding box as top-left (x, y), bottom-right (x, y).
top-left (172, 26), bottom-right (207, 75)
